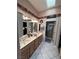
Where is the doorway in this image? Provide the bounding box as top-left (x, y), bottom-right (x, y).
top-left (45, 21), bottom-right (56, 42)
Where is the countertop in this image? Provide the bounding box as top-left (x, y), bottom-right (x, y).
top-left (19, 32), bottom-right (43, 49)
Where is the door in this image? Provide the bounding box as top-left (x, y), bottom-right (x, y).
top-left (45, 21), bottom-right (56, 42)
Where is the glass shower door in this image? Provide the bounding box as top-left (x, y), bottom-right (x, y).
top-left (45, 21), bottom-right (56, 42)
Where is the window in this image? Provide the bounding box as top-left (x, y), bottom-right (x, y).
top-left (46, 0), bottom-right (56, 8)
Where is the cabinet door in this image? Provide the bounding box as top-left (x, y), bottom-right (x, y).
top-left (21, 45), bottom-right (29, 59)
top-left (35, 38), bottom-right (39, 50)
top-left (34, 38), bottom-right (38, 50)
top-left (37, 37), bottom-right (40, 46)
top-left (29, 41), bottom-right (35, 57)
top-left (38, 35), bottom-right (43, 46)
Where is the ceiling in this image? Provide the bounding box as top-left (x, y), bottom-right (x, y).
top-left (28, 0), bottom-right (61, 12)
top-left (17, 0), bottom-right (61, 18)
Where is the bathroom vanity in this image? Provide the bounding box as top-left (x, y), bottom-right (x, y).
top-left (20, 32), bottom-right (43, 59)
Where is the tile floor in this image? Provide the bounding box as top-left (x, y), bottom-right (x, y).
top-left (30, 40), bottom-right (60, 59)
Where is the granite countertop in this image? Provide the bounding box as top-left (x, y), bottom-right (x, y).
top-left (19, 32), bottom-right (43, 49)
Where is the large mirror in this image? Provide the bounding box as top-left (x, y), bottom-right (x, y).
top-left (27, 21), bottom-right (33, 34)
top-left (34, 22), bottom-right (37, 32)
top-left (23, 20), bottom-right (38, 36)
top-left (22, 14), bottom-right (38, 37)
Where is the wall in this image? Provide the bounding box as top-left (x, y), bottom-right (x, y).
top-left (17, 12), bottom-right (23, 38)
top-left (55, 0), bottom-right (61, 7)
top-left (55, 17), bottom-right (61, 47)
top-left (17, 12), bottom-right (22, 59)
top-left (53, 16), bottom-right (61, 47)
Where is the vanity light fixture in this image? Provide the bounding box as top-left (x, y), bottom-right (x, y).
top-left (23, 15), bottom-right (30, 20)
top-left (32, 20), bottom-right (38, 22)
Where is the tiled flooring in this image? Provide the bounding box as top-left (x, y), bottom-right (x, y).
top-left (30, 40), bottom-right (60, 59)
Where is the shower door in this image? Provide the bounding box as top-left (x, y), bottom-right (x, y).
top-left (45, 21), bottom-right (56, 42)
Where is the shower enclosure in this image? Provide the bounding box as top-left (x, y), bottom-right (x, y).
top-left (45, 21), bottom-right (56, 42)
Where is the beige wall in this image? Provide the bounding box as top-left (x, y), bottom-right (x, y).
top-left (53, 17), bottom-right (61, 47)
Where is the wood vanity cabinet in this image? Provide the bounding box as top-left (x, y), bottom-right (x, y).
top-left (21, 45), bottom-right (29, 59)
top-left (21, 34), bottom-right (43, 59)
